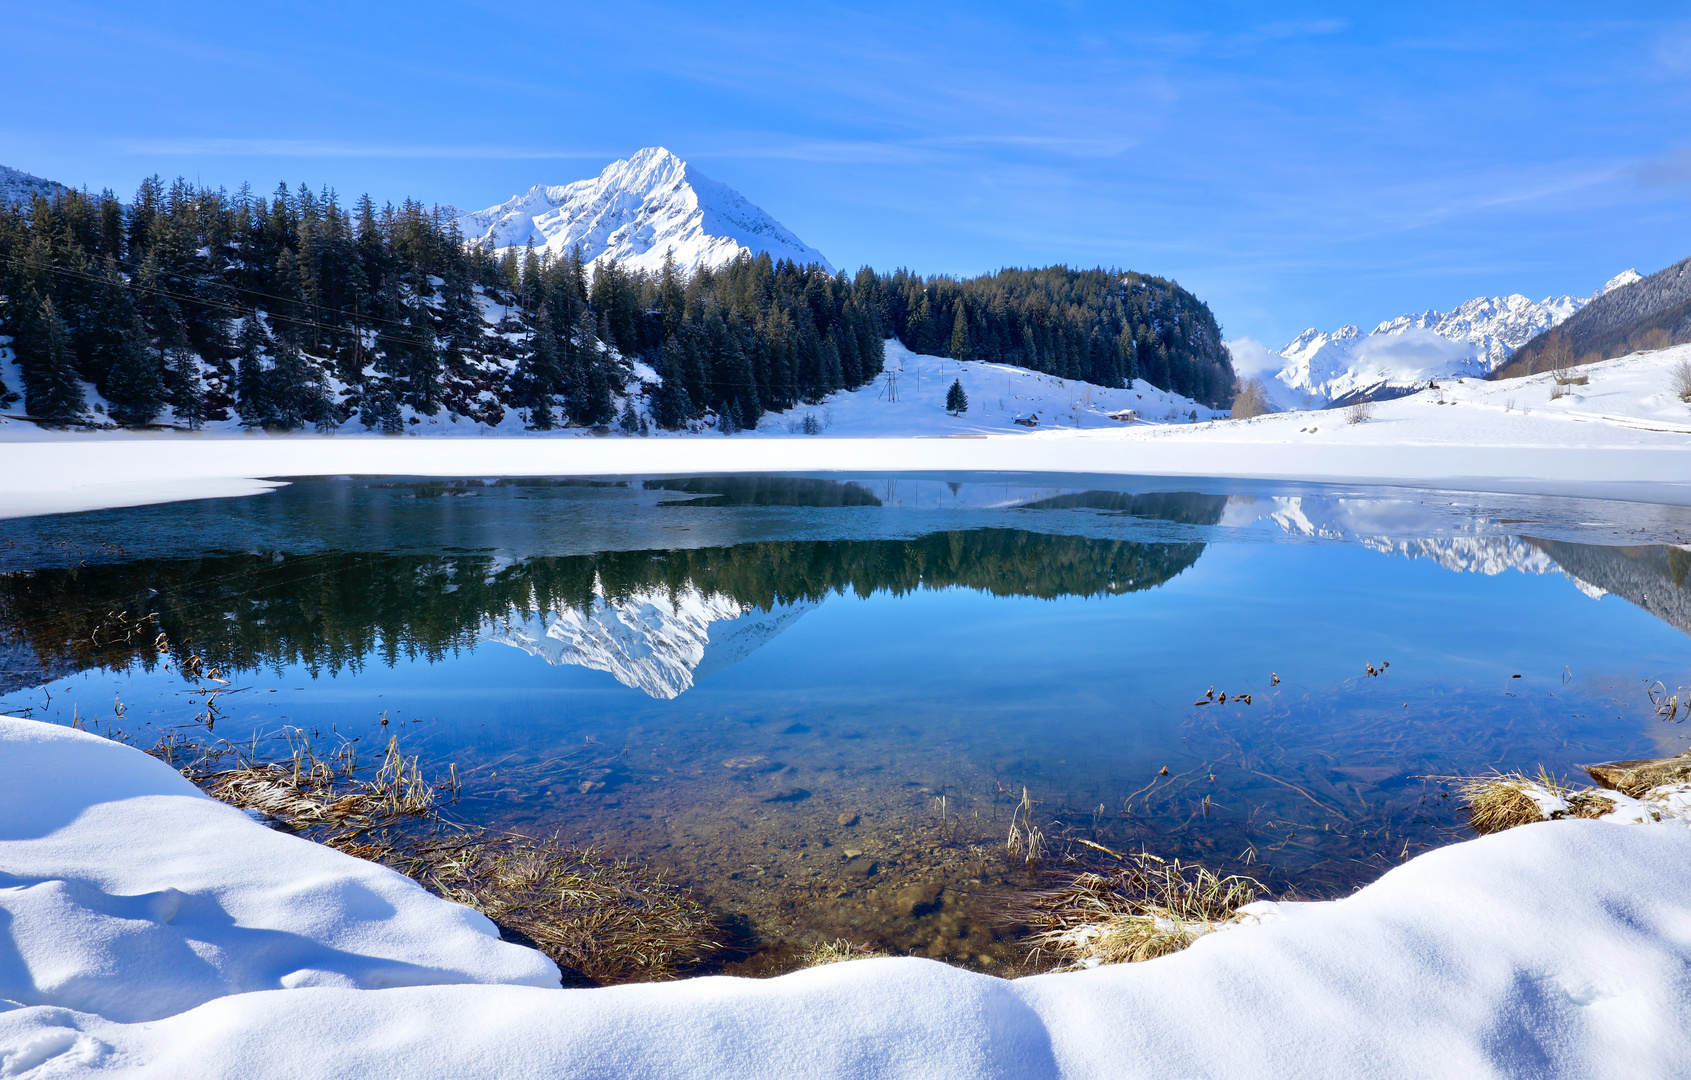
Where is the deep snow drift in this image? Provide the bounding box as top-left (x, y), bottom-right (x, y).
top-left (2, 713), bottom-right (1689, 1078)
top-left (454, 147), bottom-right (833, 276)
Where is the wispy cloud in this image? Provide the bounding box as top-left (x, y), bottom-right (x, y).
top-left (112, 138), bottom-right (615, 161)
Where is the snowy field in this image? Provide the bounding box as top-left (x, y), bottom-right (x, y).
top-left (1, 343), bottom-right (1689, 518)
top-left (2, 714), bottom-right (1688, 1078)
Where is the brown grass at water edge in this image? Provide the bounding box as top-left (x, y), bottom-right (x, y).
top-left (151, 730), bottom-right (727, 986)
top-left (344, 833), bottom-right (728, 986)
top-left (1448, 771), bottom-right (1615, 834)
top-left (1012, 853), bottom-right (1262, 969)
top-left (800, 939), bottom-right (890, 967)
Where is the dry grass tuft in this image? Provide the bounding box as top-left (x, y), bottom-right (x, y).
top-left (1454, 772), bottom-right (1558, 834)
top-left (1014, 852), bottom-right (1262, 969)
top-left (1448, 770), bottom-right (1615, 834)
top-left (356, 834), bottom-right (727, 985)
top-left (1344, 399), bottom-right (1375, 425)
top-left (800, 939), bottom-right (889, 967)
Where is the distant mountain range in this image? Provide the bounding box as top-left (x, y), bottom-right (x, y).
top-left (454, 147), bottom-right (833, 277)
top-left (1259, 270), bottom-right (1642, 409)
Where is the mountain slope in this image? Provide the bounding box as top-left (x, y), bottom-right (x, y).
top-left (455, 148), bottom-right (833, 276)
top-left (0, 164), bottom-right (67, 206)
top-left (1264, 271), bottom-right (1640, 408)
top-left (1498, 257), bottom-right (1691, 378)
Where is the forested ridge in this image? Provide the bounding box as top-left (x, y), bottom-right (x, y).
top-left (0, 176), bottom-right (1235, 430)
top-left (1497, 255), bottom-right (1691, 379)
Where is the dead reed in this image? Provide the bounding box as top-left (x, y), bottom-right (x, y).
top-left (799, 939), bottom-right (889, 967)
top-left (1447, 770), bottom-right (1614, 834)
top-left (1013, 851), bottom-right (1262, 969)
top-left (352, 834), bottom-right (726, 985)
top-left (151, 728), bottom-right (726, 985)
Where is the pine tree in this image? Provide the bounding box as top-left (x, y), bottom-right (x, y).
top-left (948, 303), bottom-right (970, 361)
top-left (234, 316), bottom-right (271, 424)
top-left (15, 296), bottom-right (86, 423)
top-left (946, 378), bottom-right (968, 415)
top-left (93, 260), bottom-right (166, 426)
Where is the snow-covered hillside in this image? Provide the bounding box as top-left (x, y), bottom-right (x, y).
top-left (0, 163), bottom-right (66, 206)
top-left (740, 339), bottom-right (1222, 437)
top-left (455, 148), bottom-right (832, 276)
top-left (1255, 270), bottom-right (1642, 408)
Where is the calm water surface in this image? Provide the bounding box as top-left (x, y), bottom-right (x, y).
top-left (4, 475), bottom-right (1689, 972)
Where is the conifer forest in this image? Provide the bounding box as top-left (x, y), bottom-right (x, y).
top-left (0, 178), bottom-right (1235, 430)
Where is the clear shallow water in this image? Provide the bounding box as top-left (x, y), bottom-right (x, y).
top-left (3, 475), bottom-right (1690, 972)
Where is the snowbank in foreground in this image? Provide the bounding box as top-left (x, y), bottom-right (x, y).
top-left (0, 717), bottom-right (558, 1027)
top-left (2, 715), bottom-right (1690, 1078)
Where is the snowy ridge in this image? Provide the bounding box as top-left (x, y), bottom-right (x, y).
top-left (479, 584), bottom-right (811, 698)
top-left (0, 163), bottom-right (67, 207)
top-left (455, 148), bottom-right (833, 277)
top-left (1263, 270), bottom-right (1642, 408)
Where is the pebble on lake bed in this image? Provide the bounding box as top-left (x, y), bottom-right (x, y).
top-left (838, 812), bottom-right (860, 827)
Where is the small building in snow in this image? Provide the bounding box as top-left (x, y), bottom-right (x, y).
top-left (1012, 412), bottom-right (1039, 427)
top-left (1106, 409), bottom-right (1137, 423)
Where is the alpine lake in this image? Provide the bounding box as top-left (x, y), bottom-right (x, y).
top-left (4, 474), bottom-right (1690, 978)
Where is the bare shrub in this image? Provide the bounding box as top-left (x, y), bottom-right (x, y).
top-left (1549, 381), bottom-right (1569, 400)
top-left (1672, 358), bottom-right (1691, 403)
top-left (1344, 399), bottom-right (1375, 425)
top-left (1230, 378), bottom-right (1270, 420)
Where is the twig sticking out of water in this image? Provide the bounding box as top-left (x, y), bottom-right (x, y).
top-left (1005, 787), bottom-right (1046, 866)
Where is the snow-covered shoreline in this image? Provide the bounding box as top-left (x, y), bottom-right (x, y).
top-left (3, 714), bottom-right (1689, 1078)
top-left (5, 343), bottom-right (1691, 519)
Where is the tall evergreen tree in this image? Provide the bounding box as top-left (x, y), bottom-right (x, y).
top-left (15, 296), bottom-right (87, 422)
top-left (948, 302), bottom-right (970, 361)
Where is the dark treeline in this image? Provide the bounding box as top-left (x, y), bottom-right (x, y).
top-left (873, 266), bottom-right (1233, 405)
top-left (0, 529), bottom-right (1205, 683)
top-left (0, 176), bottom-right (1233, 429)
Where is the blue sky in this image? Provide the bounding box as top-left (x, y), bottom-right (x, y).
top-left (4, 1), bottom-right (1690, 348)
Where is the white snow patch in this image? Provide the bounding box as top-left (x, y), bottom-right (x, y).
top-left (0, 716), bottom-right (559, 1029)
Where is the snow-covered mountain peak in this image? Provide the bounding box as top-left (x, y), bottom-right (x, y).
top-left (455, 147), bottom-right (833, 277)
top-left (1599, 268), bottom-right (1643, 295)
top-left (1255, 270), bottom-right (1639, 409)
